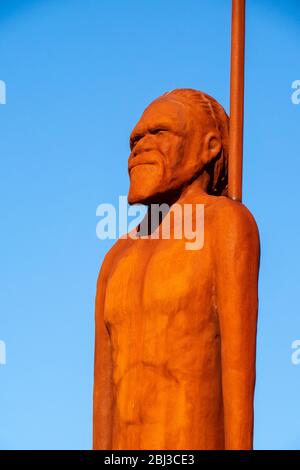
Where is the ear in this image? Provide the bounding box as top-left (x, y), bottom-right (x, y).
top-left (202, 132), bottom-right (222, 165)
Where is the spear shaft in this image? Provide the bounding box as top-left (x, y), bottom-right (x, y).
top-left (229, 0), bottom-right (246, 202)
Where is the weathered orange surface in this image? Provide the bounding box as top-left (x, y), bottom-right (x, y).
top-left (93, 89), bottom-right (260, 450)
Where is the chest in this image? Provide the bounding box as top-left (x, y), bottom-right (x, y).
top-left (104, 238), bottom-right (214, 327)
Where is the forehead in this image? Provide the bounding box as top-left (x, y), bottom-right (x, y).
top-left (131, 97), bottom-right (192, 136)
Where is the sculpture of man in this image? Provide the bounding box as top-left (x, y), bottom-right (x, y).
top-left (93, 89), bottom-right (260, 450)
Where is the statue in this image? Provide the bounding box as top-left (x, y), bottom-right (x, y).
top-left (93, 88), bottom-right (260, 450)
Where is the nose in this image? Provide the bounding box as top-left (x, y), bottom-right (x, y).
top-left (132, 134), bottom-right (155, 157)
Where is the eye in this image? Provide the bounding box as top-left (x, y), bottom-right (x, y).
top-left (130, 135), bottom-right (142, 150)
top-left (150, 128), bottom-right (167, 135)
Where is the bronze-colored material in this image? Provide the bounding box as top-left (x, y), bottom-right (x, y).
top-left (229, 0), bottom-right (246, 202)
top-left (93, 89), bottom-right (260, 450)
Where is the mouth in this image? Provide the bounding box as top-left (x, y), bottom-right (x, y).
top-left (128, 153), bottom-right (159, 173)
top-left (128, 161), bottom-right (156, 173)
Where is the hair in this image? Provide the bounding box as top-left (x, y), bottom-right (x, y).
top-left (161, 88), bottom-right (229, 196)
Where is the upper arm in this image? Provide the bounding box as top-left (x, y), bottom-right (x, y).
top-left (214, 200), bottom-right (260, 335)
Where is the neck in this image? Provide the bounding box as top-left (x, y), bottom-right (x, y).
top-left (176, 173), bottom-right (211, 205)
top-left (138, 173), bottom-right (211, 236)
top-left (147, 171), bottom-right (210, 207)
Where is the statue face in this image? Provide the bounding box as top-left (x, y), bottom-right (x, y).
top-left (128, 97), bottom-right (213, 205)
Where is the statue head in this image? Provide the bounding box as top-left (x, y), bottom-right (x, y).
top-left (128, 88), bottom-right (229, 205)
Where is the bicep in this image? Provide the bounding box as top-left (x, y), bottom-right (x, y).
top-left (215, 204), bottom-right (260, 338)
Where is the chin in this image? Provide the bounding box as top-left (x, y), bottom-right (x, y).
top-left (128, 180), bottom-right (170, 204)
top-left (128, 179), bottom-right (164, 206)
top-left (128, 183), bottom-right (181, 205)
top-left (128, 188), bottom-right (158, 205)
top-left (128, 163), bottom-right (166, 204)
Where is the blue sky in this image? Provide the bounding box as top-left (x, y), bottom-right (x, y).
top-left (0, 0), bottom-right (299, 450)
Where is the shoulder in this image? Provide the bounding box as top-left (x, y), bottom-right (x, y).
top-left (207, 196), bottom-right (260, 248)
top-left (97, 237), bottom-right (133, 285)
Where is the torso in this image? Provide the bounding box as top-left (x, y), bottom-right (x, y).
top-left (103, 198), bottom-right (225, 449)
